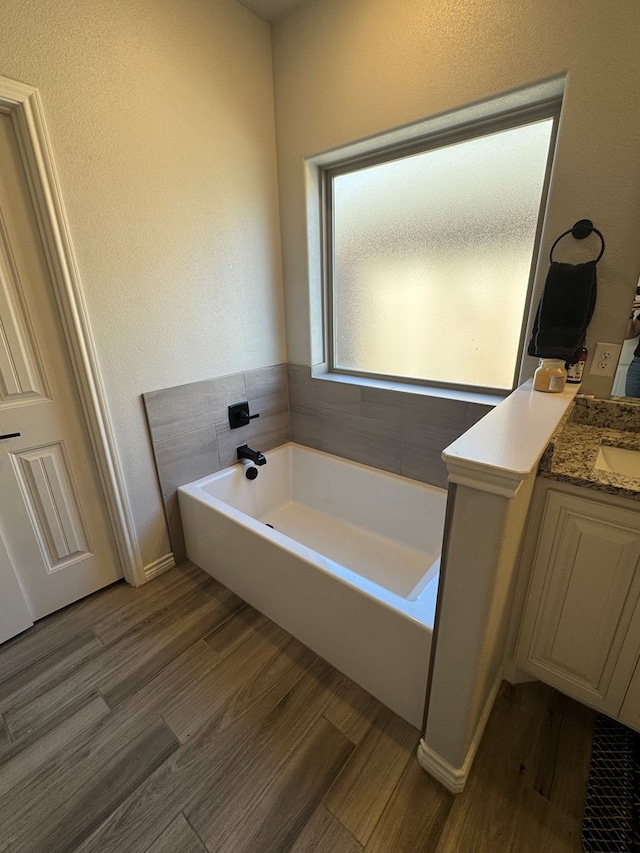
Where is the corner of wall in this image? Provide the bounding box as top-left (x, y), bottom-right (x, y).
top-left (416, 671), bottom-right (502, 793)
top-left (143, 553), bottom-right (176, 583)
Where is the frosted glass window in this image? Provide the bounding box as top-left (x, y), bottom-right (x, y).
top-left (330, 118), bottom-right (554, 391)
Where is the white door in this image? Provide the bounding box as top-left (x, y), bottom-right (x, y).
top-left (0, 110), bottom-right (121, 624)
top-left (0, 527), bottom-right (33, 642)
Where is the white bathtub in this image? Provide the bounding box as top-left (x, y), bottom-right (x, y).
top-left (178, 442), bottom-right (446, 726)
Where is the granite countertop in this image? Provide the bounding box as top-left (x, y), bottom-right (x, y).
top-left (538, 396), bottom-right (640, 501)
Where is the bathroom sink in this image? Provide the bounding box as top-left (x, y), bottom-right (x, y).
top-left (595, 445), bottom-right (640, 479)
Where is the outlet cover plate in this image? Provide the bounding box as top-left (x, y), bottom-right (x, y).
top-left (589, 342), bottom-right (622, 377)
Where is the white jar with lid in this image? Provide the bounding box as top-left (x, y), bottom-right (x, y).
top-left (533, 359), bottom-right (567, 393)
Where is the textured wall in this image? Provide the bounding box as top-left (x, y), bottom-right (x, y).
top-left (272, 0), bottom-right (640, 396)
top-left (271, 0), bottom-right (640, 770)
top-left (0, 0), bottom-right (285, 566)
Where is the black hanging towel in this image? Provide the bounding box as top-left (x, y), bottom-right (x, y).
top-left (527, 219), bottom-right (604, 363)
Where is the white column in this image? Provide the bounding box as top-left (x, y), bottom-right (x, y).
top-left (417, 381), bottom-right (577, 792)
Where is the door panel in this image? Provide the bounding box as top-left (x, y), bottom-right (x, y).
top-left (0, 110), bottom-right (121, 622)
top-left (12, 443), bottom-right (90, 569)
top-left (516, 489), bottom-right (640, 715)
top-left (0, 215), bottom-right (49, 406)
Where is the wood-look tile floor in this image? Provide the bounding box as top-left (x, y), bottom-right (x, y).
top-left (0, 562), bottom-right (595, 852)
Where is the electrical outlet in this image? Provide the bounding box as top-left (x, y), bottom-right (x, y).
top-left (589, 341), bottom-right (622, 377)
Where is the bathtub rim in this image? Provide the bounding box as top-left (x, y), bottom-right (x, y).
top-left (178, 441), bottom-right (445, 629)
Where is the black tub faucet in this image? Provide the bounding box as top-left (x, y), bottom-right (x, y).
top-left (236, 444), bottom-right (267, 466)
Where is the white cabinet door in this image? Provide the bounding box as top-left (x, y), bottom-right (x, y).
top-left (619, 659), bottom-right (640, 731)
top-left (516, 488), bottom-right (640, 716)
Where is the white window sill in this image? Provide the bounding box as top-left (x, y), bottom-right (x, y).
top-left (310, 365), bottom-right (505, 408)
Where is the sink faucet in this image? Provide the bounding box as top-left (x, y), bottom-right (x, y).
top-left (236, 444), bottom-right (267, 466)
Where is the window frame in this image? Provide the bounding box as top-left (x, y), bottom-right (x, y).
top-left (320, 99), bottom-right (561, 397)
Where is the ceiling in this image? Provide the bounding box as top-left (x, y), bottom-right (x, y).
top-left (235, 0), bottom-right (311, 24)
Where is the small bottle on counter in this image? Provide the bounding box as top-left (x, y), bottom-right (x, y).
top-left (533, 359), bottom-right (567, 393)
top-left (566, 347), bottom-right (588, 384)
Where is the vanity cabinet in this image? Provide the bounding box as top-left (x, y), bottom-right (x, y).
top-left (515, 481), bottom-right (640, 722)
top-left (620, 661), bottom-right (640, 729)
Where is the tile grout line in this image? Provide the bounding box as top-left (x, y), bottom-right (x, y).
top-left (0, 711), bottom-right (13, 745)
top-left (361, 751), bottom-right (416, 850)
top-left (182, 809), bottom-right (212, 853)
top-left (320, 794), bottom-right (365, 851)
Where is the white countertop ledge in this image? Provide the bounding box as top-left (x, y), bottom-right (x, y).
top-left (442, 380), bottom-right (579, 497)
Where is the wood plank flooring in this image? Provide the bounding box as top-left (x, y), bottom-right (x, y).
top-left (0, 562), bottom-right (595, 852)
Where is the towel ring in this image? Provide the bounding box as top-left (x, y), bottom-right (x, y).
top-left (549, 219), bottom-right (605, 264)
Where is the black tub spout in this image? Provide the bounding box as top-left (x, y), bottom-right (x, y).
top-left (236, 444), bottom-right (266, 466)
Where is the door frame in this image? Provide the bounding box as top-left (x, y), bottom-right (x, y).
top-left (0, 75), bottom-right (144, 586)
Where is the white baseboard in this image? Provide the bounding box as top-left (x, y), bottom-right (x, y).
top-left (416, 739), bottom-right (467, 793)
top-left (143, 553), bottom-right (176, 582)
top-left (417, 672), bottom-right (503, 794)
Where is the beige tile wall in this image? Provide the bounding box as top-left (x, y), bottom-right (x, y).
top-left (143, 362), bottom-right (495, 561)
top-left (287, 365), bottom-right (494, 489)
top-left (143, 364), bottom-right (290, 562)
